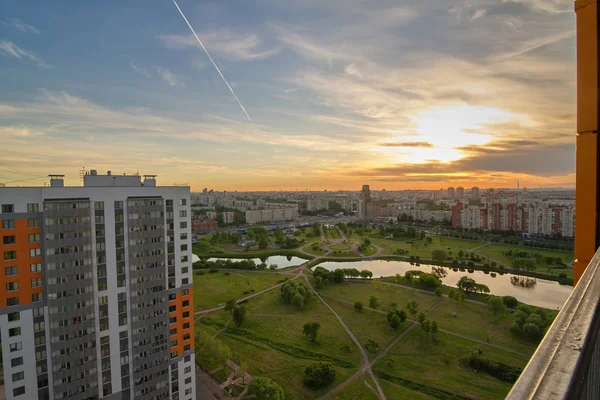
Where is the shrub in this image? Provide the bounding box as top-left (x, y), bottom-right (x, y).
top-left (369, 296), bottom-right (379, 309)
top-left (248, 377), bottom-right (285, 400)
top-left (502, 296), bottom-right (518, 309)
top-left (354, 302), bottom-right (363, 312)
top-left (303, 362), bottom-right (336, 389)
top-left (364, 340), bottom-right (380, 353)
top-left (209, 268), bottom-right (219, 273)
top-left (468, 354), bottom-right (522, 383)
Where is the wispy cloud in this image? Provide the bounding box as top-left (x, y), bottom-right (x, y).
top-left (0, 126), bottom-right (44, 137)
top-left (471, 9), bottom-right (487, 21)
top-left (502, 0), bottom-right (572, 14)
top-left (1, 18), bottom-right (40, 34)
top-left (130, 62), bottom-right (150, 77)
top-left (490, 30), bottom-right (575, 62)
top-left (0, 40), bottom-right (49, 68)
top-left (156, 67), bottom-right (181, 87)
top-left (159, 31), bottom-right (280, 61)
top-left (380, 142), bottom-right (434, 148)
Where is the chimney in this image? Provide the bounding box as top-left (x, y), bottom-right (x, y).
top-left (49, 175), bottom-right (65, 187)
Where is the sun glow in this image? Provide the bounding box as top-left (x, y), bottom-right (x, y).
top-left (381, 103), bottom-right (527, 164)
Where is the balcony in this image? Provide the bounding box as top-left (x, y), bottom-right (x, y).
top-left (507, 248), bottom-right (600, 399)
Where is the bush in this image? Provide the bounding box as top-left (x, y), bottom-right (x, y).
top-left (209, 268), bottom-right (219, 273)
top-left (369, 296), bottom-right (379, 309)
top-left (248, 377), bottom-right (285, 400)
top-left (503, 296), bottom-right (518, 309)
top-left (354, 302), bottom-right (363, 312)
top-left (468, 354), bottom-right (522, 383)
top-left (303, 362), bottom-right (336, 389)
top-left (224, 272), bottom-right (230, 276)
top-left (435, 288), bottom-right (442, 297)
top-left (364, 340), bottom-right (380, 353)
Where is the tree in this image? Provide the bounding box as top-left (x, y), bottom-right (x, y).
top-left (406, 300), bottom-right (419, 316)
top-left (418, 312), bottom-right (426, 324)
top-left (387, 309), bottom-right (407, 330)
top-left (430, 320), bottom-right (439, 339)
top-left (248, 377), bottom-right (285, 400)
top-left (315, 276), bottom-right (324, 289)
top-left (258, 236), bottom-right (268, 250)
top-left (491, 261), bottom-right (497, 267)
top-left (195, 330), bottom-right (232, 372)
top-left (303, 322), bottom-right (321, 342)
top-left (369, 295), bottom-right (379, 309)
top-left (291, 293), bottom-right (305, 309)
top-left (224, 299), bottom-right (236, 312)
top-left (421, 318), bottom-right (431, 332)
top-left (457, 276), bottom-right (477, 293)
top-left (431, 250), bottom-right (447, 263)
top-left (434, 288), bottom-right (443, 297)
top-left (303, 362), bottom-right (336, 389)
top-left (360, 270), bottom-right (373, 279)
top-left (426, 236), bottom-right (433, 244)
top-left (503, 296), bottom-right (518, 309)
top-left (458, 250), bottom-right (464, 258)
top-left (354, 302), bottom-right (363, 312)
top-left (488, 297), bottom-right (506, 316)
top-left (232, 305), bottom-right (247, 327)
top-left (274, 226), bottom-right (284, 244)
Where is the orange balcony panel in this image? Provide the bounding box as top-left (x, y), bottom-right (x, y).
top-left (575, 0), bottom-right (598, 133)
top-left (575, 134), bottom-right (598, 272)
top-left (574, 259), bottom-right (592, 284)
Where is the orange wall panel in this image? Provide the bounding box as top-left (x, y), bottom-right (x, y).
top-left (169, 288), bottom-right (194, 358)
top-left (576, 0), bottom-right (598, 134)
top-left (0, 219), bottom-right (43, 308)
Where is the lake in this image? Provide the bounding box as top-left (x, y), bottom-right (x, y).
top-left (316, 259), bottom-right (573, 310)
top-left (193, 254), bottom-right (307, 269)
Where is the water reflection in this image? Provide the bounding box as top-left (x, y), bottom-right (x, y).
top-left (201, 255), bottom-right (307, 269)
top-left (316, 259), bottom-right (572, 310)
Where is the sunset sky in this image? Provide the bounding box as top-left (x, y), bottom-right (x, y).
top-left (0, 0), bottom-right (575, 191)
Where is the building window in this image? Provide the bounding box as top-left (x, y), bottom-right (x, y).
top-left (181, 256), bottom-right (188, 263)
top-left (184, 366), bottom-right (191, 374)
top-left (182, 300), bottom-right (189, 308)
top-left (6, 281), bottom-right (18, 291)
top-left (29, 248), bottom-right (41, 257)
top-left (28, 218), bottom-right (40, 228)
top-left (27, 203), bottom-right (39, 212)
top-left (12, 371), bottom-right (24, 382)
top-left (13, 386), bottom-right (25, 397)
top-left (8, 311), bottom-right (20, 321)
top-left (2, 220), bottom-right (15, 229)
top-left (3, 235), bottom-right (16, 245)
top-left (183, 322), bottom-right (190, 330)
top-left (180, 232), bottom-right (187, 240)
top-left (95, 201), bottom-right (104, 210)
top-left (7, 297), bottom-right (19, 306)
top-left (34, 321), bottom-right (45, 331)
top-left (182, 311), bottom-right (190, 319)
top-left (30, 263), bottom-right (42, 272)
top-left (4, 250), bottom-right (17, 260)
top-left (114, 201), bottom-right (123, 209)
top-left (181, 244), bottom-right (188, 251)
top-left (31, 293), bottom-right (42, 302)
top-left (2, 204), bottom-right (14, 213)
top-left (10, 342), bottom-right (22, 352)
top-left (182, 289), bottom-right (189, 296)
top-left (5, 266), bottom-right (17, 276)
top-left (182, 278), bottom-right (189, 285)
top-left (9, 327), bottom-right (21, 337)
top-left (180, 221), bottom-right (187, 229)
top-left (180, 199), bottom-right (187, 206)
top-left (180, 210), bottom-right (187, 218)
top-left (31, 278), bottom-right (42, 288)
top-left (11, 357), bottom-right (23, 367)
top-left (28, 233), bottom-right (40, 243)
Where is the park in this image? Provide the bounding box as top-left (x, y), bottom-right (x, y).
top-left (191, 223), bottom-right (564, 399)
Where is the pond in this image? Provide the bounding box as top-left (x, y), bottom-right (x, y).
top-left (192, 254), bottom-right (307, 269)
top-left (316, 259), bottom-right (573, 310)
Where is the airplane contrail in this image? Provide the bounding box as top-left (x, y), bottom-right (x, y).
top-left (171, 0), bottom-right (252, 122)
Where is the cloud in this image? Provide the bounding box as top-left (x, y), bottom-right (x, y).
top-left (159, 30), bottom-right (280, 61)
top-left (0, 126), bottom-right (43, 137)
top-left (490, 30), bottom-right (575, 62)
top-left (379, 142), bottom-right (434, 148)
top-left (471, 9), bottom-right (487, 21)
top-left (156, 67), bottom-right (181, 87)
top-left (130, 62), bottom-right (150, 77)
top-left (0, 40), bottom-right (49, 68)
top-left (1, 18), bottom-right (40, 34)
top-left (502, 0), bottom-right (571, 14)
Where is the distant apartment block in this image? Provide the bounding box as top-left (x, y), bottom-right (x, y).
top-left (451, 200), bottom-right (575, 237)
top-left (245, 207), bottom-right (296, 224)
top-left (0, 171), bottom-right (196, 400)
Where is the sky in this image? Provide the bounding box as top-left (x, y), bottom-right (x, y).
top-left (0, 0), bottom-right (576, 191)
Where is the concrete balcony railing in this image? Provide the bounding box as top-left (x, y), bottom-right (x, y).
top-left (507, 249), bottom-right (600, 399)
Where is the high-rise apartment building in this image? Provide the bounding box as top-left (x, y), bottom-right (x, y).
top-left (447, 187), bottom-right (455, 200)
top-left (471, 187), bottom-right (480, 200)
top-left (0, 172), bottom-right (196, 400)
top-left (456, 187), bottom-right (465, 199)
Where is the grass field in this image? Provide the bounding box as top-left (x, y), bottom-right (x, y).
top-left (331, 378), bottom-right (379, 400)
top-left (373, 329), bottom-right (531, 400)
top-left (330, 244), bottom-right (352, 251)
top-left (193, 270), bottom-right (287, 310)
top-left (379, 379), bottom-right (438, 400)
top-left (326, 227), bottom-right (342, 239)
top-left (328, 251), bottom-right (361, 258)
top-left (303, 243), bottom-right (328, 256)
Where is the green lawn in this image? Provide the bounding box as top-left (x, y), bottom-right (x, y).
top-left (193, 270), bottom-right (286, 310)
top-left (328, 252), bottom-right (361, 258)
top-left (361, 245), bottom-right (378, 256)
top-left (374, 329), bottom-right (531, 400)
top-left (331, 378), bottom-right (379, 400)
top-left (331, 244), bottom-right (352, 251)
top-left (318, 281), bottom-right (441, 314)
top-left (325, 296), bottom-right (413, 360)
top-left (326, 227), bottom-right (342, 239)
top-left (303, 243), bottom-right (328, 256)
top-left (379, 379), bottom-right (438, 400)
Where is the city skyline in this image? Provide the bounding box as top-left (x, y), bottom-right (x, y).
top-left (0, 0), bottom-right (575, 190)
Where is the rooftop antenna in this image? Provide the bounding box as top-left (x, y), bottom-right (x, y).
top-left (78, 167), bottom-right (87, 181)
